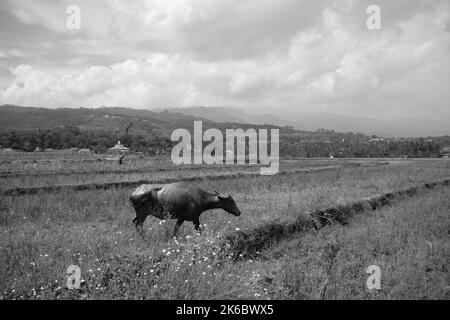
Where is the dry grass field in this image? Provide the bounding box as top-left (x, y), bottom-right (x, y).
top-left (0, 158), bottom-right (448, 299)
top-left (0, 158), bottom-right (346, 191)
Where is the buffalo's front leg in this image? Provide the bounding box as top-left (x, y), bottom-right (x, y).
top-left (193, 218), bottom-right (202, 233)
top-left (173, 218), bottom-right (184, 236)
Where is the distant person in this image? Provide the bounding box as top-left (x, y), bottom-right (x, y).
top-left (118, 153), bottom-right (125, 165)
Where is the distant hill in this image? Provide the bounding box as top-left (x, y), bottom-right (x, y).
top-left (154, 106), bottom-right (298, 128)
top-left (158, 106), bottom-right (450, 138)
top-left (154, 106), bottom-right (299, 128)
top-left (0, 104), bottom-right (290, 136)
top-left (0, 104), bottom-right (219, 136)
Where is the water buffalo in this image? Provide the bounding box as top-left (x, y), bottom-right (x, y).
top-left (129, 182), bottom-right (241, 234)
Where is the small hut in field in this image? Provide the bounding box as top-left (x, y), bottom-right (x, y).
top-left (108, 140), bottom-right (129, 155)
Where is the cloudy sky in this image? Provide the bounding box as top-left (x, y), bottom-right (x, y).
top-left (0, 0), bottom-right (448, 120)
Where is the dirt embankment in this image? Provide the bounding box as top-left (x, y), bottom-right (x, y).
top-left (225, 178), bottom-right (450, 259)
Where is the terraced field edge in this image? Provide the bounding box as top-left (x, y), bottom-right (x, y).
top-left (225, 177), bottom-right (450, 259)
top-left (2, 165), bottom-right (344, 196)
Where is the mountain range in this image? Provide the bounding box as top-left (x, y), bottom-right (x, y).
top-left (154, 106), bottom-right (449, 138)
top-left (1, 104), bottom-right (448, 138)
top-left (0, 105), bottom-right (285, 136)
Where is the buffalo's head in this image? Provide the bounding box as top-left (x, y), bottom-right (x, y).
top-left (214, 190), bottom-right (241, 216)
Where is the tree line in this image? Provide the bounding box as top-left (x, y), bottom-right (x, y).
top-left (0, 127), bottom-right (173, 155)
top-left (0, 126), bottom-right (445, 158)
top-left (280, 136), bottom-right (442, 158)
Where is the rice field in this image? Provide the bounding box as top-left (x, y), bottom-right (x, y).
top-left (0, 157), bottom-right (448, 299)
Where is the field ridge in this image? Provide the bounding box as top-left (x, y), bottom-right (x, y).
top-left (0, 163), bottom-right (263, 178)
top-left (225, 177), bottom-right (450, 259)
top-left (2, 165), bottom-right (345, 196)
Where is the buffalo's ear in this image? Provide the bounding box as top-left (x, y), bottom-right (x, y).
top-left (217, 194), bottom-right (231, 200)
top-left (215, 191), bottom-right (224, 200)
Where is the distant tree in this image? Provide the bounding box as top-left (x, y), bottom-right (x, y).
top-left (121, 120), bottom-right (133, 136)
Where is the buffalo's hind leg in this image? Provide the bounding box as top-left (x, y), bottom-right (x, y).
top-left (133, 207), bottom-right (148, 233)
top-left (138, 215), bottom-right (148, 232)
top-left (133, 216), bottom-right (144, 233)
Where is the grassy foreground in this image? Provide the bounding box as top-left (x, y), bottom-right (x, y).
top-left (0, 160), bottom-right (448, 299)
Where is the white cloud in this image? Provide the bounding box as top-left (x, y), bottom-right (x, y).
top-left (0, 0), bottom-right (449, 120)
